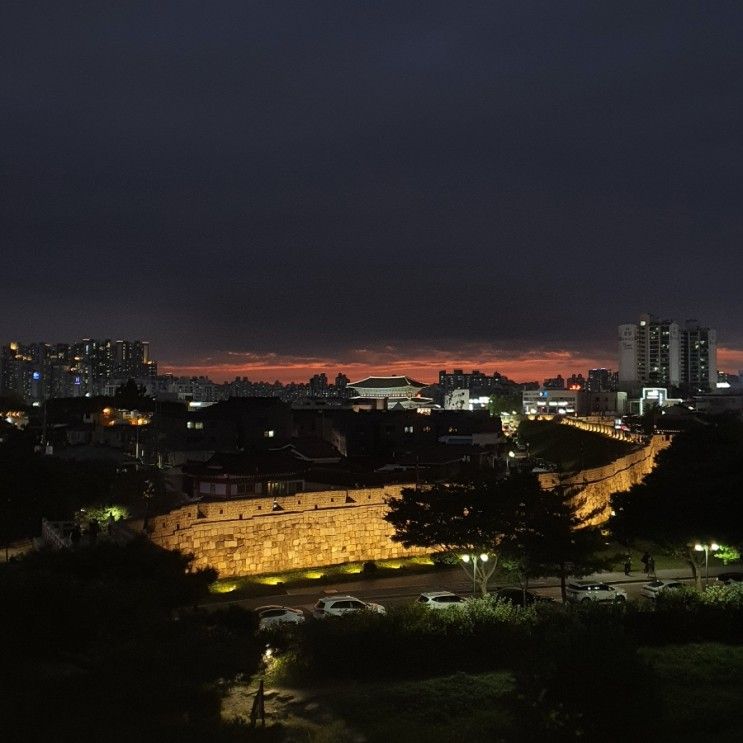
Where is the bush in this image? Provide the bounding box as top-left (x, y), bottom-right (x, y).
top-left (279, 599), bottom-right (538, 683)
top-left (623, 589), bottom-right (743, 645)
top-left (362, 560), bottom-right (378, 574)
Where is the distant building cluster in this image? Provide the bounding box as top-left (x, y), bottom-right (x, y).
top-left (2, 312), bottom-right (738, 421)
top-left (519, 313), bottom-right (739, 418)
top-left (0, 339), bottom-right (155, 402)
top-left (0, 339), bottom-right (357, 406)
top-left (2, 311), bottom-right (741, 503)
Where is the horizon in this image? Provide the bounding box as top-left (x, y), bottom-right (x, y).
top-left (159, 344), bottom-right (743, 386)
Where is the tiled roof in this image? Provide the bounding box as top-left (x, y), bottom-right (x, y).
top-left (187, 451), bottom-right (308, 477)
top-left (269, 436), bottom-right (342, 461)
top-left (348, 376), bottom-right (426, 389)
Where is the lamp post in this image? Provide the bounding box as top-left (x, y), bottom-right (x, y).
top-left (461, 553), bottom-right (489, 597)
top-left (694, 542), bottom-right (720, 586)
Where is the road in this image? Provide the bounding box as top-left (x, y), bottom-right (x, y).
top-left (200, 564), bottom-right (726, 614)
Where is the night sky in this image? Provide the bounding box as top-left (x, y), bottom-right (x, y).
top-left (3, 2), bottom-right (742, 382)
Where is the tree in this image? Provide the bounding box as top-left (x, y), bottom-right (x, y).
top-left (611, 414), bottom-right (743, 590)
top-left (385, 472), bottom-right (608, 597)
top-left (713, 545), bottom-right (741, 566)
top-left (499, 478), bottom-right (611, 602)
top-left (114, 378), bottom-right (150, 407)
top-left (488, 392), bottom-right (522, 416)
top-left (0, 538), bottom-right (262, 739)
top-left (385, 476), bottom-right (509, 594)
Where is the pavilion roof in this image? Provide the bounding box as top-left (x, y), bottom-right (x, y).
top-left (348, 376), bottom-right (426, 389)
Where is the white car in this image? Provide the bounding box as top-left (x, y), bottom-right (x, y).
top-left (416, 591), bottom-right (467, 609)
top-left (255, 605), bottom-right (306, 630)
top-left (313, 595), bottom-right (386, 618)
top-left (565, 581), bottom-right (627, 603)
top-left (640, 580), bottom-right (684, 600)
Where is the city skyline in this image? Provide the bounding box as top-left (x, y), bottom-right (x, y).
top-left (4, 333), bottom-right (743, 388)
top-left (3, 4), bottom-right (743, 384)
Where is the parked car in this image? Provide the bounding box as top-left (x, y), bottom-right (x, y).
top-left (640, 580), bottom-right (684, 600)
top-left (313, 595), bottom-right (386, 618)
top-left (415, 591), bottom-right (467, 609)
top-left (717, 572), bottom-right (743, 584)
top-left (565, 581), bottom-right (627, 603)
top-left (495, 587), bottom-right (554, 607)
top-left (255, 605), bottom-right (306, 630)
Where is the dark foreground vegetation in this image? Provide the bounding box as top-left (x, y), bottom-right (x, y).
top-left (2, 538), bottom-right (743, 741)
top-left (266, 588), bottom-right (743, 742)
top-left (0, 539), bottom-right (276, 742)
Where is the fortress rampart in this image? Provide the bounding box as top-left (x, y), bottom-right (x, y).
top-left (538, 434), bottom-right (672, 524)
top-left (146, 435), bottom-right (671, 577)
top-left (146, 486), bottom-right (428, 577)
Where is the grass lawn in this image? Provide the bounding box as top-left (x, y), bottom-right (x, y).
top-left (316, 672), bottom-right (515, 743)
top-left (518, 417), bottom-right (637, 471)
top-left (288, 645), bottom-right (743, 742)
top-left (600, 540), bottom-right (690, 573)
top-left (641, 643), bottom-right (743, 739)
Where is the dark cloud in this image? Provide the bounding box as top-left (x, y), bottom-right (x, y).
top-left (2, 2), bottom-right (743, 369)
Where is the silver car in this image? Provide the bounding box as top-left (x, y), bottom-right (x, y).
top-left (255, 605), bottom-right (306, 630)
top-left (640, 580), bottom-right (683, 600)
top-left (416, 591), bottom-right (467, 609)
top-left (565, 581), bottom-right (627, 603)
top-left (313, 595), bottom-right (386, 618)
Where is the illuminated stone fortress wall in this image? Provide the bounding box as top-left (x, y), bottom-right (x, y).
top-left (146, 436), bottom-right (670, 577)
top-left (146, 486), bottom-right (428, 577)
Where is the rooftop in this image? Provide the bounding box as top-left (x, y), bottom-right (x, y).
top-left (348, 376), bottom-right (427, 389)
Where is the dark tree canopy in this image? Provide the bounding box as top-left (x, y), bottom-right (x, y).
top-left (501, 480), bottom-right (611, 596)
top-left (612, 415), bottom-right (743, 547)
top-left (385, 472), bottom-right (540, 554)
top-left (386, 471), bottom-right (608, 596)
top-left (0, 539), bottom-right (261, 740)
top-left (611, 414), bottom-right (743, 584)
top-left (114, 378), bottom-right (151, 407)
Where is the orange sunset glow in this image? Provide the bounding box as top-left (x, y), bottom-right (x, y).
top-left (162, 347), bottom-right (615, 385)
top-left (161, 345), bottom-right (743, 385)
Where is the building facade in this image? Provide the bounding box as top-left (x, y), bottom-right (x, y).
top-left (619, 315), bottom-right (717, 394)
top-left (619, 314), bottom-right (680, 390)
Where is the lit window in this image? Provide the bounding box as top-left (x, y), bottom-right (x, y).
top-left (264, 429), bottom-right (275, 438)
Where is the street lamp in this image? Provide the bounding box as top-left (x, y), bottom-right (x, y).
top-left (694, 542), bottom-right (720, 586)
top-left (461, 553), bottom-right (489, 597)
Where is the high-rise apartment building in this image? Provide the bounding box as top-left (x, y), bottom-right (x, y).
top-left (618, 315), bottom-right (680, 389)
top-left (113, 340), bottom-right (154, 379)
top-left (679, 320), bottom-right (717, 393)
top-left (618, 314), bottom-right (716, 393)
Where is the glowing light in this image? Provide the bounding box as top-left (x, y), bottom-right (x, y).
top-left (304, 570), bottom-right (324, 579)
top-left (378, 560), bottom-right (402, 569)
top-left (410, 556), bottom-right (434, 566)
top-left (210, 581), bottom-right (238, 594)
top-left (255, 576), bottom-right (284, 586)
